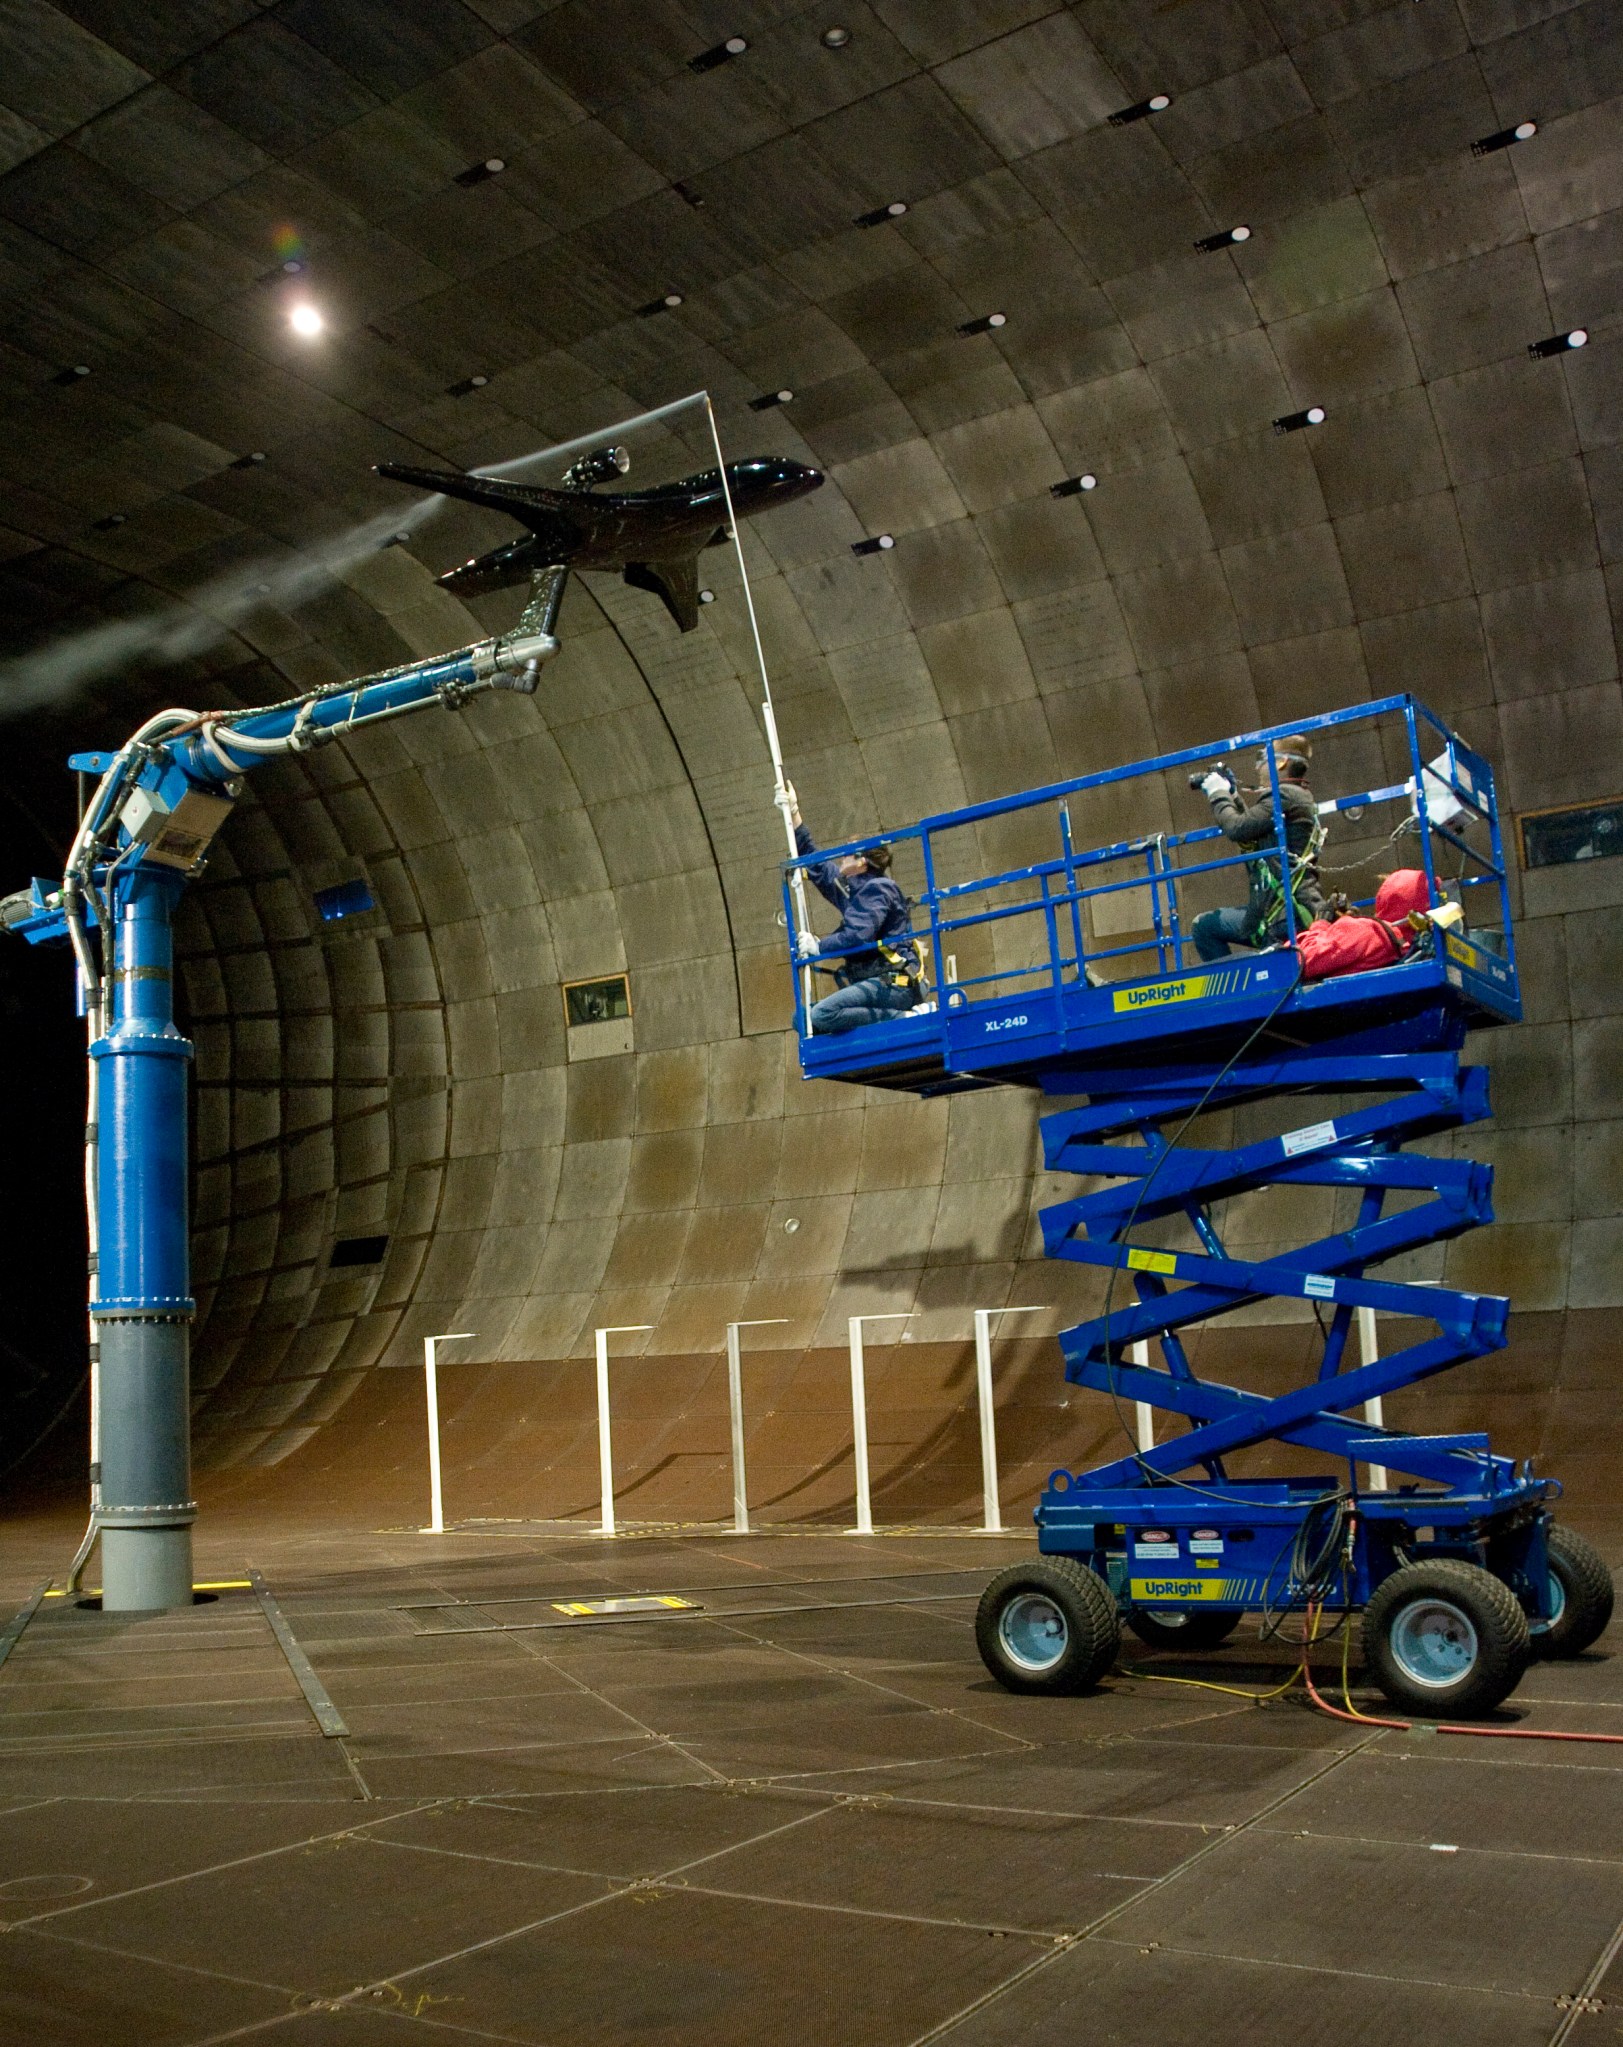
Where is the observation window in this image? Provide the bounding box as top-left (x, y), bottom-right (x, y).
top-left (563, 974), bottom-right (631, 1027)
top-left (314, 879), bottom-right (376, 922)
top-left (1518, 799), bottom-right (1623, 870)
top-left (330, 1234), bottom-right (389, 1268)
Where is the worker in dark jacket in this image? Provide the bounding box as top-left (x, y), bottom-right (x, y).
top-left (783, 783), bottom-right (922, 1034)
top-left (1191, 735), bottom-right (1325, 961)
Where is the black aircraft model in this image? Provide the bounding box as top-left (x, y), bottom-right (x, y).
top-left (376, 447), bottom-right (823, 635)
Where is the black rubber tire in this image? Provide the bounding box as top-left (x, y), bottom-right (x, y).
top-left (1126, 1608), bottom-right (1243, 1653)
top-left (976, 1557), bottom-right (1121, 1696)
top-left (1531, 1525), bottom-right (1616, 1659)
top-left (1362, 1559), bottom-right (1530, 1719)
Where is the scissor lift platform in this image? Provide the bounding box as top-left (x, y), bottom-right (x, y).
top-left (782, 697), bottom-right (1610, 1716)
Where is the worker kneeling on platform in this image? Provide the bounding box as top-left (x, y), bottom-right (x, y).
top-left (783, 783), bottom-right (923, 1034)
top-left (1189, 735), bottom-right (1324, 961)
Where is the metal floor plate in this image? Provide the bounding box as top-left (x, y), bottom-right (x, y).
top-left (0, 1523), bottom-right (1615, 2046)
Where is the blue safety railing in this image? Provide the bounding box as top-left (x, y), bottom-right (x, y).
top-left (782, 694), bottom-right (1516, 1043)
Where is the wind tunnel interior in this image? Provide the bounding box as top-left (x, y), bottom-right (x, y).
top-left (0, 0), bottom-right (1620, 1556)
top-left (1, 6), bottom-right (1623, 2037)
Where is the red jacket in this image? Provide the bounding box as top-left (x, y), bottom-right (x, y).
top-left (1295, 870), bottom-right (1433, 982)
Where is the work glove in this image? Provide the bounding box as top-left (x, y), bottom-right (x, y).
top-left (776, 779), bottom-right (798, 815)
top-left (794, 929), bottom-right (821, 962)
top-left (1199, 769), bottom-right (1234, 800)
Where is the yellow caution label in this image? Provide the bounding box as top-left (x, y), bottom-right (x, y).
top-left (1444, 933), bottom-right (1483, 969)
top-left (1126, 1249), bottom-right (1176, 1275)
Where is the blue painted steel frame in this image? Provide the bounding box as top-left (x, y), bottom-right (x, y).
top-left (785, 696), bottom-right (1556, 1626)
top-left (783, 693), bottom-right (1519, 1089)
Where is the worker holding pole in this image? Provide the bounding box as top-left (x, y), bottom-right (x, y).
top-left (778, 782), bottom-right (924, 1035)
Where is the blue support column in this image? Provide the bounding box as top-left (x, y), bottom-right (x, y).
top-left (90, 866), bottom-right (195, 1611)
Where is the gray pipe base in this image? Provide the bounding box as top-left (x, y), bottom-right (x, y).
top-left (101, 1526), bottom-right (193, 1611)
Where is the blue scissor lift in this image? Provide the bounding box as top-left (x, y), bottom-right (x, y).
top-left (783, 695), bottom-right (1612, 1717)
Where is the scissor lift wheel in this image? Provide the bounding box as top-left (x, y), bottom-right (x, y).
top-left (1126, 1609), bottom-right (1243, 1652)
top-left (1362, 1560), bottom-right (1530, 1718)
top-left (976, 1557), bottom-right (1120, 1695)
top-left (1531, 1525), bottom-right (1616, 1659)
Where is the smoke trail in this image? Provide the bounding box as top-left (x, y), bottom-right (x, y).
top-left (0, 498), bottom-right (443, 721)
top-left (0, 399), bottom-right (711, 722)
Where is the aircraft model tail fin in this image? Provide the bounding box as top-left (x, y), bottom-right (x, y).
top-left (624, 556), bottom-right (701, 634)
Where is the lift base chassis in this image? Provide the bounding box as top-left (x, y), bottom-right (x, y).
top-left (1038, 1475), bottom-right (1560, 1626)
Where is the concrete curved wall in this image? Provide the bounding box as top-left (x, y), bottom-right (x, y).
top-left (1, 0), bottom-right (1620, 1512)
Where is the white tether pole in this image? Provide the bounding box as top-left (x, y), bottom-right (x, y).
top-left (702, 395), bottom-right (815, 1013)
top-left (724, 1318), bottom-right (787, 1533)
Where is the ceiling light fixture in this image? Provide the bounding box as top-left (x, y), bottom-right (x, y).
top-left (455, 157), bottom-right (507, 185)
top-left (637, 292), bottom-right (685, 316)
top-left (287, 303), bottom-right (324, 337)
top-left (231, 451), bottom-right (267, 469)
top-left (673, 180), bottom-right (706, 207)
top-left (52, 363), bottom-right (92, 385)
top-left (1051, 473), bottom-right (1098, 497)
top-left (1528, 328), bottom-right (1587, 358)
top-left (749, 389), bottom-right (795, 409)
top-left (1194, 224), bottom-right (1251, 251)
top-left (1472, 120), bottom-right (1537, 156)
top-left (821, 26), bottom-right (851, 47)
top-left (855, 200), bottom-right (908, 227)
top-left (852, 533), bottom-right (894, 555)
top-left (958, 312), bottom-right (1007, 335)
top-left (447, 373), bottom-right (490, 395)
top-left (699, 588), bottom-right (716, 604)
top-left (92, 513), bottom-right (126, 531)
top-left (691, 34), bottom-right (748, 71)
top-left (1273, 405), bottom-right (1326, 433)
top-left (1109, 94), bottom-right (1172, 126)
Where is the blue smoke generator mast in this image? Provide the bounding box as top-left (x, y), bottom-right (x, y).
top-left (4, 606), bottom-right (558, 1610)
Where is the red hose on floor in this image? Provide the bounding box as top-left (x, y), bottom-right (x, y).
top-left (1299, 1602), bottom-right (1623, 1746)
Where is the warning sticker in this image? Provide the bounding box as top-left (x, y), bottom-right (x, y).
top-left (1126, 1249), bottom-right (1176, 1275)
top-left (1132, 1540), bottom-right (1180, 1560)
top-left (1303, 1274), bottom-right (1336, 1300)
top-left (1282, 1119), bottom-right (1337, 1157)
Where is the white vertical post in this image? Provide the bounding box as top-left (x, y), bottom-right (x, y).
top-left (972, 1307), bottom-right (1050, 1533)
top-left (1357, 1306), bottom-right (1387, 1491)
top-left (724, 1318), bottom-right (787, 1534)
top-left (1131, 1339), bottom-right (1155, 1454)
top-left (422, 1333), bottom-right (474, 1534)
top-left (593, 1325), bottom-right (654, 1536)
top-left (847, 1313), bottom-right (912, 1534)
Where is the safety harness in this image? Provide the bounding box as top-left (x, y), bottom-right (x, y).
top-left (1250, 808), bottom-right (1326, 939)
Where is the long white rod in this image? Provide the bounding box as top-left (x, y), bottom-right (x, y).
top-left (724, 1319), bottom-right (787, 1535)
top-left (726, 1324), bottom-right (747, 1534)
top-left (421, 1333), bottom-right (473, 1535)
top-left (847, 1314), bottom-right (911, 1535)
top-left (1357, 1307), bottom-right (1387, 1491)
top-left (593, 1326), bottom-right (654, 1537)
top-left (971, 1306), bottom-right (1050, 1533)
top-left (595, 1328), bottom-right (615, 1537)
top-left (972, 1312), bottom-right (1001, 1533)
top-left (701, 394), bottom-right (814, 1010)
top-left (849, 1319), bottom-right (872, 1537)
top-left (424, 1340), bottom-right (444, 1535)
